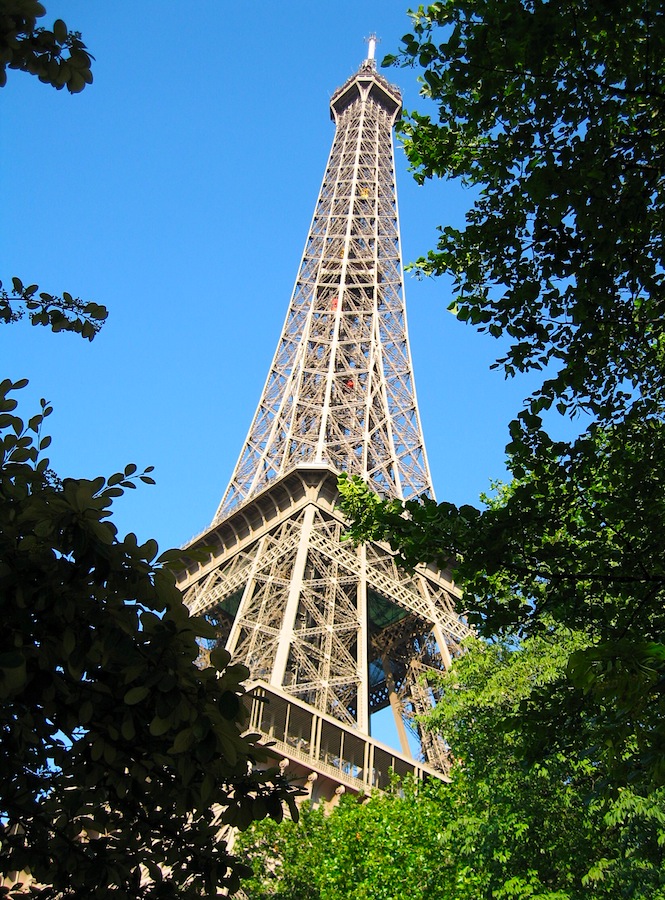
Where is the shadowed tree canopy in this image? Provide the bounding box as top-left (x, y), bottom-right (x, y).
top-left (0, 381), bottom-right (300, 899)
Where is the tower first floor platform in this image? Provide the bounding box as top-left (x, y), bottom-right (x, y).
top-left (176, 466), bottom-right (470, 779)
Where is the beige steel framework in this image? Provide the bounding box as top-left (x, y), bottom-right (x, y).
top-left (177, 47), bottom-right (471, 801)
top-left (215, 51), bottom-right (431, 521)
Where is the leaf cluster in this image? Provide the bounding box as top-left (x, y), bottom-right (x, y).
top-left (0, 379), bottom-right (301, 898)
top-left (0, 0), bottom-right (93, 92)
top-left (393, 0), bottom-right (665, 425)
top-left (237, 779), bottom-right (452, 900)
top-left (339, 412), bottom-right (665, 789)
top-left (427, 632), bottom-right (665, 899)
top-left (238, 635), bottom-right (665, 899)
top-left (0, 277), bottom-right (108, 341)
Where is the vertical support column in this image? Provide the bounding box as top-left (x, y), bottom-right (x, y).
top-left (417, 575), bottom-right (453, 669)
top-left (309, 713), bottom-right (318, 760)
top-left (314, 712), bottom-right (322, 761)
top-left (225, 535), bottom-right (270, 657)
top-left (356, 544), bottom-right (369, 732)
top-left (283, 702), bottom-right (292, 744)
top-left (249, 690), bottom-right (263, 731)
top-left (270, 505), bottom-right (316, 687)
top-left (362, 738), bottom-right (370, 787)
top-left (381, 655), bottom-right (412, 759)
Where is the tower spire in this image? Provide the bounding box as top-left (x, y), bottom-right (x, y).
top-left (177, 52), bottom-right (470, 802)
top-left (214, 49), bottom-right (431, 523)
top-left (365, 33), bottom-right (378, 69)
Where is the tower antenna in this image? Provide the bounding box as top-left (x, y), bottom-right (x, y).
top-left (365, 33), bottom-right (379, 67)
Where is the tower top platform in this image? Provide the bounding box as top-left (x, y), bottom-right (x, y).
top-left (329, 49), bottom-right (402, 123)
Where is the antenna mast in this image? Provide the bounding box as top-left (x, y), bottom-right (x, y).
top-left (365, 32), bottom-right (378, 68)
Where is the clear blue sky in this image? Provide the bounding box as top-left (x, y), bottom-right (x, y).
top-left (2, 1), bottom-right (540, 553)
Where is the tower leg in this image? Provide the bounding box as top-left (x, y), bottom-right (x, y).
top-left (271, 505), bottom-right (316, 687)
top-left (381, 655), bottom-right (412, 759)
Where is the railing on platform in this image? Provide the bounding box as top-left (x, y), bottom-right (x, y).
top-left (247, 681), bottom-right (445, 794)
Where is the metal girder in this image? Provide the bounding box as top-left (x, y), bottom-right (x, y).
top-left (182, 486), bottom-right (468, 772)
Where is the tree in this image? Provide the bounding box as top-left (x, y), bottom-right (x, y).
top-left (424, 631), bottom-right (665, 899)
top-left (0, 377), bottom-right (300, 898)
top-left (339, 0), bottom-right (665, 791)
top-left (389, 0), bottom-right (665, 426)
top-left (237, 632), bottom-right (665, 899)
top-left (339, 417), bottom-right (665, 788)
top-left (237, 779), bottom-right (453, 900)
top-left (237, 802), bottom-right (328, 900)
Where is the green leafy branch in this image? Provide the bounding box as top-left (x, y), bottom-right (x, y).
top-left (0, 277), bottom-right (108, 340)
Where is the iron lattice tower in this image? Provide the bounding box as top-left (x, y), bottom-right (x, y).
top-left (177, 43), bottom-right (470, 801)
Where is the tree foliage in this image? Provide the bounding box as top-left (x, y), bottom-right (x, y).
top-left (427, 632), bottom-right (665, 899)
top-left (237, 633), bottom-right (665, 899)
top-left (0, 378), bottom-right (300, 898)
top-left (0, 0), bottom-right (93, 92)
top-left (389, 0), bottom-right (665, 425)
top-left (1, 277), bottom-right (108, 340)
top-left (332, 5), bottom-right (665, 890)
top-left (339, 415), bottom-right (665, 787)
top-left (237, 779), bottom-right (452, 900)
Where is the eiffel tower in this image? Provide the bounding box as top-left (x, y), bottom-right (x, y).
top-left (176, 38), bottom-right (470, 803)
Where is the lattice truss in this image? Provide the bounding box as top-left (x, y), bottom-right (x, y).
top-left (184, 502), bottom-right (466, 761)
top-left (216, 62), bottom-right (432, 521)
